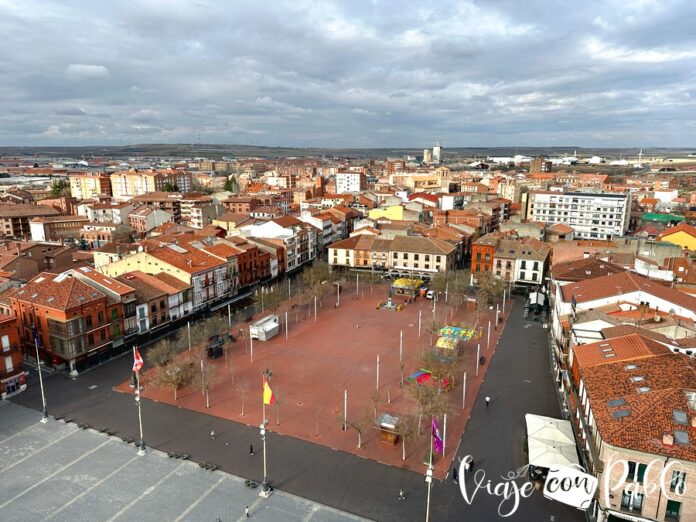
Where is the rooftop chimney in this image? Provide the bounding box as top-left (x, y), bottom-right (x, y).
top-left (663, 433), bottom-right (674, 446)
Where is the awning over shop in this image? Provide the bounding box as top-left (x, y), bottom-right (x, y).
top-left (525, 413), bottom-right (579, 469)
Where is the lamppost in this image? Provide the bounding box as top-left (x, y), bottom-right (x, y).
top-left (260, 368), bottom-right (272, 497)
top-left (134, 381), bottom-right (145, 455)
top-left (34, 334), bottom-right (48, 423)
top-left (425, 464), bottom-right (433, 521)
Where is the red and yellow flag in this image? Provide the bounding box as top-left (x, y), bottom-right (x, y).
top-left (262, 376), bottom-right (275, 405)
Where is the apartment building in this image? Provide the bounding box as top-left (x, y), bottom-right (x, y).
top-left (29, 215), bottom-right (89, 242)
top-left (110, 169), bottom-right (192, 199)
top-left (68, 173), bottom-right (112, 200)
top-left (335, 171), bottom-right (366, 194)
top-left (128, 207), bottom-right (173, 235)
top-left (85, 201), bottom-right (134, 224)
top-left (568, 334), bottom-right (695, 522)
top-left (493, 237), bottom-right (551, 286)
top-left (526, 191), bottom-right (631, 240)
top-left (328, 235), bottom-right (455, 277)
top-left (9, 272), bottom-right (114, 373)
top-left (0, 316), bottom-right (24, 400)
top-left (0, 203), bottom-right (61, 240)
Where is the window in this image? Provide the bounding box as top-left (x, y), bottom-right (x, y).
top-left (403, 253), bottom-right (409, 260)
top-left (160, 300), bottom-right (165, 309)
top-left (1, 335), bottom-right (9, 352)
top-left (436, 256), bottom-right (441, 263)
top-left (520, 271), bottom-right (526, 280)
top-left (87, 334), bottom-right (94, 346)
top-left (665, 500), bottom-right (681, 521)
top-left (4, 355), bottom-right (12, 373)
top-left (533, 261), bottom-right (539, 270)
top-left (621, 490), bottom-right (643, 513)
top-left (475, 264), bottom-right (480, 272)
top-left (671, 471), bottom-right (686, 494)
top-left (111, 308), bottom-right (118, 320)
top-left (521, 261), bottom-right (527, 269)
top-left (100, 329), bottom-right (106, 341)
top-left (626, 461), bottom-right (647, 483)
top-left (476, 252), bottom-right (481, 260)
top-left (414, 254), bottom-right (419, 261)
top-left (86, 316), bottom-right (93, 329)
top-left (98, 311), bottom-right (104, 324)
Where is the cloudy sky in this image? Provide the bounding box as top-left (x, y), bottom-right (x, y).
top-left (1, 0), bottom-right (695, 147)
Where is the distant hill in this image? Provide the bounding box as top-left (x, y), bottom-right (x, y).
top-left (0, 144), bottom-right (693, 160)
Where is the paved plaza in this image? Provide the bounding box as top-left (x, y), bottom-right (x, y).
top-left (0, 401), bottom-right (368, 522)
top-left (118, 284), bottom-right (503, 478)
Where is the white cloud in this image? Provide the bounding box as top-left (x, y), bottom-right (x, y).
top-left (65, 64), bottom-right (110, 79)
top-left (585, 38), bottom-right (696, 63)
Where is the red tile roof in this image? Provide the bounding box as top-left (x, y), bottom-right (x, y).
top-left (12, 272), bottom-right (106, 309)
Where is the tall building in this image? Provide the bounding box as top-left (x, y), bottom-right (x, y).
top-left (335, 172), bottom-right (366, 194)
top-left (530, 156), bottom-right (552, 173)
top-left (110, 169), bottom-right (193, 199)
top-left (423, 149), bottom-right (432, 163)
top-left (432, 142), bottom-right (442, 164)
top-left (526, 191), bottom-right (631, 240)
top-left (69, 174), bottom-right (112, 200)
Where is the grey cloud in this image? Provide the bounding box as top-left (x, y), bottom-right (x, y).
top-left (0, 0), bottom-right (695, 146)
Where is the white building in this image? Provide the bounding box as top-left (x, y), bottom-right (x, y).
top-left (335, 172), bottom-right (365, 194)
top-left (432, 143), bottom-right (442, 164)
top-left (527, 191), bottom-right (630, 240)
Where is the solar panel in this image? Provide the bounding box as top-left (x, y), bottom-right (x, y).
top-left (607, 398), bottom-right (626, 407)
top-left (674, 430), bottom-right (690, 445)
top-left (673, 410), bottom-right (688, 425)
top-left (612, 409), bottom-right (631, 419)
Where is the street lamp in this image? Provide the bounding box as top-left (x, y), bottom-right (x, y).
top-left (34, 335), bottom-right (48, 423)
top-left (425, 464), bottom-right (433, 522)
top-left (134, 387), bottom-right (145, 456)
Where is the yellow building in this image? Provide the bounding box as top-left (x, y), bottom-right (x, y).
top-left (658, 223), bottom-right (696, 251)
top-left (69, 174), bottom-right (111, 200)
top-left (110, 169), bottom-right (193, 199)
top-left (368, 205), bottom-right (405, 221)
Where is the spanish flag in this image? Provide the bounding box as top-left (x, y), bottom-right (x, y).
top-left (263, 376), bottom-right (275, 405)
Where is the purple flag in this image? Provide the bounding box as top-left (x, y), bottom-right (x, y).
top-left (432, 417), bottom-right (443, 453)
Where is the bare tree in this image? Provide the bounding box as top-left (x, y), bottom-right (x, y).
top-left (147, 337), bottom-right (178, 367)
top-left (152, 357), bottom-right (194, 401)
top-left (345, 408), bottom-right (372, 449)
top-left (193, 359), bottom-right (219, 408)
top-left (396, 413), bottom-right (419, 461)
top-left (238, 378), bottom-right (249, 417)
top-left (370, 389), bottom-right (381, 421)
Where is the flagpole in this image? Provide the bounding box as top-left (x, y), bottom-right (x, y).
top-left (133, 347), bottom-right (145, 456)
top-left (443, 413), bottom-right (447, 457)
top-left (35, 336), bottom-right (48, 423)
top-left (425, 420), bottom-right (433, 522)
top-left (260, 376), bottom-right (271, 497)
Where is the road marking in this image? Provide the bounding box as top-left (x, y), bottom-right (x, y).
top-left (173, 475), bottom-right (225, 522)
top-left (303, 505), bottom-right (321, 521)
top-left (0, 423), bottom-right (79, 473)
top-left (0, 418), bottom-right (52, 445)
top-left (45, 453), bottom-right (140, 520)
top-left (0, 438), bottom-right (111, 509)
top-left (107, 461), bottom-right (185, 522)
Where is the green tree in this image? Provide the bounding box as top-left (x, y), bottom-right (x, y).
top-left (395, 413), bottom-right (419, 461)
top-left (224, 176), bottom-right (239, 193)
top-left (253, 285), bottom-right (283, 313)
top-left (50, 179), bottom-right (69, 197)
top-left (163, 182), bottom-right (179, 192)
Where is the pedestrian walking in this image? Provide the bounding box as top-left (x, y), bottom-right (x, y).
top-left (245, 506), bottom-right (249, 518)
top-left (210, 429), bottom-right (215, 439)
top-left (250, 444), bottom-right (254, 456)
top-left (485, 396), bottom-right (490, 408)
top-left (452, 467), bottom-right (458, 485)
top-left (398, 489), bottom-right (406, 500)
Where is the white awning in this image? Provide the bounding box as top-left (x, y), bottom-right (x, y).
top-left (525, 413), bottom-right (579, 469)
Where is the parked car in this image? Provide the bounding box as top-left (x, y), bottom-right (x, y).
top-left (426, 290), bottom-right (435, 300)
